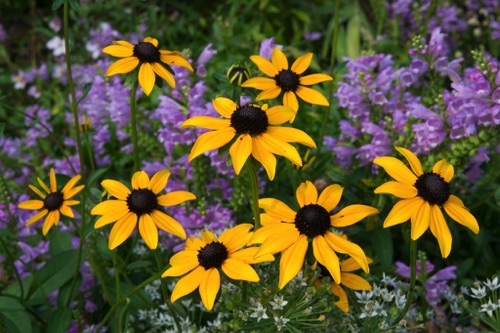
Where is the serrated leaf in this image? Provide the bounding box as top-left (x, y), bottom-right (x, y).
top-left (52, 0), bottom-right (65, 11)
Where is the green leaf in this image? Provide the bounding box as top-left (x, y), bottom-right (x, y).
top-left (2, 309), bottom-right (32, 333)
top-left (346, 13), bottom-right (360, 59)
top-left (68, 0), bottom-right (80, 11)
top-left (0, 296), bottom-right (24, 311)
top-left (48, 231), bottom-right (74, 255)
top-left (57, 273), bottom-right (82, 307)
top-left (48, 308), bottom-right (72, 333)
top-left (126, 260), bottom-right (153, 270)
top-left (51, 0), bottom-right (65, 11)
top-left (87, 167), bottom-right (109, 187)
top-left (372, 227), bottom-right (393, 268)
top-left (0, 122), bottom-right (5, 140)
top-left (77, 82), bottom-right (93, 105)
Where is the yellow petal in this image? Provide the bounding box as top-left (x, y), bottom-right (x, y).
top-left (258, 198), bottom-right (296, 221)
top-left (249, 220), bottom-right (292, 244)
top-left (132, 170), bottom-right (149, 189)
top-left (151, 62), bottom-right (176, 88)
top-left (222, 258), bottom-right (259, 282)
top-left (105, 57), bottom-right (139, 76)
top-left (251, 137), bottom-right (277, 180)
top-left (37, 177), bottom-right (50, 194)
top-left (169, 266), bottom-right (204, 301)
top-left (212, 97), bottom-right (237, 119)
top-left (374, 181), bottom-right (418, 198)
top-left (163, 256), bottom-right (199, 277)
top-left (138, 63), bottom-right (155, 96)
top-left (185, 237), bottom-right (203, 251)
top-left (259, 133), bottom-right (303, 166)
top-left (18, 200), bottom-right (44, 210)
top-left (411, 201), bottom-right (431, 240)
top-left (331, 283), bottom-right (349, 313)
top-left (317, 184), bottom-right (343, 212)
top-left (383, 197), bottom-right (423, 228)
top-left (139, 214), bottom-right (158, 249)
top-left (114, 40), bottom-right (135, 48)
top-left (395, 147), bottom-right (423, 176)
top-left (49, 168), bottom-right (57, 192)
top-left (63, 185), bottom-right (85, 200)
top-left (94, 206), bottom-right (131, 228)
top-left (432, 159), bottom-right (454, 183)
top-left (159, 52), bottom-right (193, 72)
top-left (229, 247), bottom-right (274, 264)
top-left (247, 55), bottom-right (279, 77)
top-left (266, 105), bottom-right (296, 124)
top-left (278, 235), bottom-right (308, 289)
top-left (59, 204), bottom-right (74, 218)
top-left (271, 47), bottom-right (288, 71)
top-left (26, 209), bottom-right (48, 226)
top-left (324, 232), bottom-right (369, 273)
top-left (151, 210), bottom-right (186, 239)
top-left (299, 73), bottom-right (333, 85)
top-left (143, 37), bottom-right (158, 46)
top-left (91, 199), bottom-right (128, 215)
top-left (283, 91), bottom-right (299, 112)
top-left (341, 257), bottom-right (372, 272)
top-left (341, 272), bottom-right (371, 290)
top-left (43, 210), bottom-right (60, 235)
top-left (331, 204), bottom-right (379, 227)
top-left (429, 205), bottom-right (452, 258)
top-left (443, 197), bottom-right (479, 234)
top-left (101, 180), bottom-right (131, 200)
top-left (108, 213), bottom-right (137, 249)
top-left (240, 77), bottom-right (277, 90)
top-left (157, 191), bottom-right (196, 207)
top-left (181, 116), bottom-right (230, 130)
top-left (187, 128), bottom-right (235, 162)
top-left (373, 156), bottom-right (418, 186)
top-left (291, 52), bottom-right (312, 74)
top-left (254, 225), bottom-right (299, 258)
top-left (313, 236), bottom-right (341, 283)
top-left (218, 223), bottom-right (254, 253)
top-left (296, 180), bottom-right (318, 207)
top-left (61, 174), bottom-right (82, 195)
top-left (255, 86), bottom-right (282, 101)
top-left (28, 185), bottom-right (46, 199)
top-left (295, 86), bottom-right (329, 106)
top-left (149, 170), bottom-right (171, 194)
top-left (201, 230), bottom-right (217, 243)
top-left (265, 127), bottom-right (316, 148)
top-left (102, 45), bottom-right (134, 57)
top-left (199, 268), bottom-right (220, 311)
top-left (229, 134), bottom-right (253, 175)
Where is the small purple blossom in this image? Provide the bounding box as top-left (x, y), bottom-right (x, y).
top-left (259, 37), bottom-right (282, 60)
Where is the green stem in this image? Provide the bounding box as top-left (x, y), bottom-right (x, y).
top-left (0, 237), bottom-right (24, 300)
top-left (392, 238), bottom-right (417, 326)
top-left (112, 251), bottom-right (121, 332)
top-left (246, 159), bottom-right (261, 230)
top-left (129, 80), bottom-right (140, 172)
top-left (63, 0), bottom-right (84, 179)
top-left (65, 218), bottom-right (84, 307)
top-left (154, 249), bottom-right (182, 333)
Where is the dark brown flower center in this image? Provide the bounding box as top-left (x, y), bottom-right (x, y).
top-left (197, 241), bottom-right (228, 269)
top-left (44, 192), bottom-right (64, 211)
top-left (414, 172), bottom-right (450, 206)
top-left (294, 204), bottom-right (331, 238)
top-left (227, 65), bottom-right (250, 86)
top-left (127, 189), bottom-right (158, 216)
top-left (133, 42), bottom-right (160, 63)
top-left (230, 105), bottom-right (269, 136)
top-left (275, 70), bottom-right (300, 92)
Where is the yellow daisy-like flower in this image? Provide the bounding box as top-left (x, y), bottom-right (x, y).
top-left (373, 147), bottom-right (480, 258)
top-left (250, 180), bottom-right (378, 289)
top-left (102, 37), bottom-right (194, 96)
top-left (91, 170), bottom-right (195, 250)
top-left (242, 47), bottom-right (333, 116)
top-left (162, 224), bottom-right (274, 311)
top-left (180, 97), bottom-right (316, 181)
top-left (314, 258), bottom-right (372, 313)
top-left (18, 168), bottom-right (84, 235)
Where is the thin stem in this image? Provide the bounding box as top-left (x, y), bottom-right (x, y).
top-left (154, 249), bottom-right (182, 333)
top-left (65, 218), bottom-right (84, 307)
top-left (392, 238), bottom-right (417, 326)
top-left (129, 80), bottom-right (140, 172)
top-left (112, 250), bottom-right (121, 332)
top-left (246, 159), bottom-right (261, 230)
top-left (63, 0), bottom-right (84, 178)
top-left (0, 237), bottom-right (24, 300)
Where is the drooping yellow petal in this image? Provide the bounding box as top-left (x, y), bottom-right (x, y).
top-left (151, 62), bottom-right (175, 88)
top-left (251, 137), bottom-right (277, 180)
top-left (271, 47), bottom-right (289, 71)
top-left (28, 185), bottom-right (46, 199)
top-left (255, 86), bottom-right (282, 101)
top-left (278, 235), bottom-right (308, 289)
top-left (266, 105), bottom-right (296, 124)
top-left (341, 272), bottom-right (371, 290)
top-left (108, 213), bottom-right (138, 249)
top-left (340, 257), bottom-right (373, 272)
top-left (181, 116), bottom-right (230, 130)
top-left (259, 133), bottom-right (302, 166)
top-left (318, 184), bottom-right (343, 212)
top-left (218, 224), bottom-right (253, 254)
top-left (313, 236), bottom-right (341, 283)
top-left (101, 180), bottom-right (131, 200)
top-left (254, 225), bottom-right (299, 258)
top-left (432, 159), bottom-right (454, 183)
top-left (138, 63), bottom-right (155, 96)
top-left (212, 97), bottom-right (237, 119)
top-left (258, 198), bottom-right (297, 222)
top-left (169, 266), bottom-right (204, 301)
top-left (222, 258), bottom-right (259, 282)
top-left (283, 91), bottom-right (299, 112)
top-left (59, 204), bottom-right (74, 218)
top-left (374, 181), bottom-right (418, 198)
top-left (132, 170), bottom-right (150, 189)
top-left (296, 181), bottom-right (318, 207)
top-left (18, 200), bottom-right (44, 210)
top-left (411, 201), bottom-right (431, 240)
top-left (331, 204), bottom-right (379, 227)
top-left (265, 127), bottom-right (316, 148)
top-left (295, 86), bottom-right (329, 106)
top-left (199, 268), bottom-right (220, 311)
top-left (373, 156), bottom-right (418, 186)
top-left (291, 52), bottom-right (313, 74)
top-left (249, 220), bottom-right (294, 245)
top-left (41, 211), bottom-right (57, 235)
top-left (429, 205), bottom-right (452, 258)
top-left (26, 209), bottom-right (48, 226)
top-left (443, 197), bottom-right (479, 234)
top-left (229, 247), bottom-right (274, 264)
top-left (105, 57), bottom-right (139, 76)
top-left (157, 191), bottom-right (196, 207)
top-left (330, 283), bottom-right (349, 313)
top-left (187, 128), bottom-right (235, 161)
top-left (395, 147), bottom-right (423, 176)
top-left (151, 210), bottom-right (186, 239)
top-left (102, 45), bottom-right (134, 57)
top-left (299, 73), bottom-right (333, 85)
top-left (148, 170), bottom-right (171, 194)
top-left (247, 55), bottom-right (279, 77)
top-left (49, 168), bottom-right (57, 193)
top-left (159, 52), bottom-right (193, 72)
top-left (162, 254), bottom-right (198, 277)
top-left (383, 197), bottom-right (423, 228)
top-left (324, 231), bottom-right (369, 273)
top-left (139, 214), bottom-right (158, 249)
top-left (94, 204), bottom-right (131, 228)
top-left (229, 134), bottom-right (253, 175)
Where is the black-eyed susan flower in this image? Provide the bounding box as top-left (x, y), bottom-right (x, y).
top-left (18, 168), bottom-right (84, 235)
top-left (242, 47), bottom-right (333, 115)
top-left (250, 180), bottom-right (378, 289)
top-left (373, 147), bottom-right (479, 258)
top-left (91, 170), bottom-right (195, 250)
top-left (226, 63), bottom-right (251, 86)
top-left (314, 257), bottom-right (372, 313)
top-left (162, 224), bottom-right (274, 311)
top-left (102, 37), bottom-right (193, 96)
top-left (180, 97), bottom-right (316, 181)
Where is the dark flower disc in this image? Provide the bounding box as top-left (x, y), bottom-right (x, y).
top-left (414, 172), bottom-right (450, 206)
top-left (198, 241), bottom-right (229, 269)
top-left (294, 204), bottom-right (331, 238)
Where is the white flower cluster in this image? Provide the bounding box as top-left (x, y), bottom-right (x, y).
top-left (466, 276), bottom-right (500, 317)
